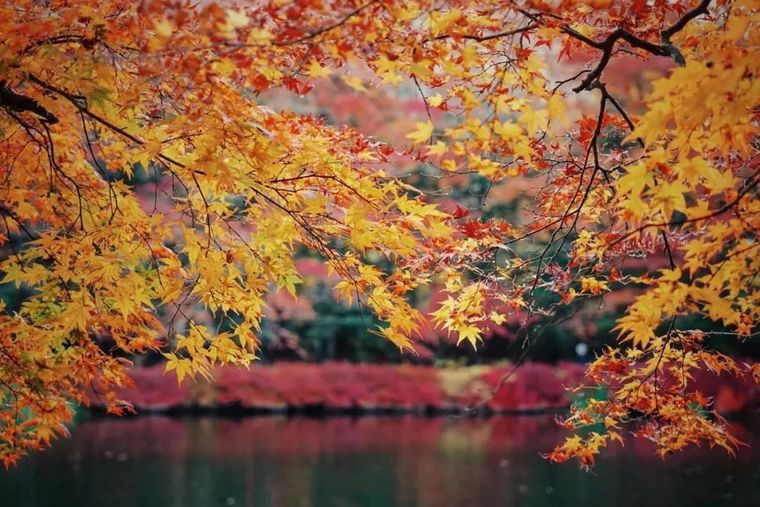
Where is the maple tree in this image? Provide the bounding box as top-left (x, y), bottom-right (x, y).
top-left (0, 0), bottom-right (758, 468)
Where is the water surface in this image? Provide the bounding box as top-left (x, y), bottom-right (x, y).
top-left (1, 415), bottom-right (758, 507)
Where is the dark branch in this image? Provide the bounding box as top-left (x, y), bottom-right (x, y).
top-left (27, 74), bottom-right (188, 170)
top-left (662, 0), bottom-right (712, 41)
top-left (566, 0), bottom-right (712, 92)
top-left (431, 23), bottom-right (537, 42)
top-left (273, 0), bottom-right (379, 46)
top-left (0, 81), bottom-right (58, 124)
top-left (567, 28), bottom-right (670, 91)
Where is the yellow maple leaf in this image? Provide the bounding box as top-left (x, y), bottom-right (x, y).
top-left (428, 93), bottom-right (445, 108)
top-left (154, 18), bottom-right (174, 38)
top-left (406, 121), bottom-right (434, 144)
top-left (225, 8), bottom-right (250, 30)
top-left (653, 181), bottom-right (687, 218)
top-left (341, 74), bottom-right (368, 92)
top-left (307, 60), bottom-right (332, 79)
top-left (456, 324), bottom-right (482, 348)
top-left (427, 140), bottom-right (447, 156)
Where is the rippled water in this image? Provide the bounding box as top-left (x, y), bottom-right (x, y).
top-left (1, 415), bottom-right (758, 507)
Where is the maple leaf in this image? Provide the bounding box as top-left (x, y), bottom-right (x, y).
top-left (427, 140), bottom-right (447, 156)
top-left (224, 9), bottom-right (250, 30)
top-left (341, 74), bottom-right (368, 93)
top-left (653, 181), bottom-right (687, 218)
top-left (154, 18), bottom-right (174, 38)
top-left (580, 277), bottom-right (609, 295)
top-left (455, 324), bottom-right (482, 348)
top-left (306, 60), bottom-right (331, 79)
top-left (406, 121), bottom-right (434, 144)
top-left (428, 93), bottom-right (445, 108)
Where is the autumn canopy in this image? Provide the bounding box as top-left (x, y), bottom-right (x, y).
top-left (0, 0), bottom-right (757, 468)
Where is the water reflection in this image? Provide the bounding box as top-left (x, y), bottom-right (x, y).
top-left (2, 416), bottom-right (758, 507)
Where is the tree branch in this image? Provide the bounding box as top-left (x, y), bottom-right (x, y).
top-left (27, 74), bottom-right (187, 170)
top-left (431, 23), bottom-right (538, 43)
top-left (273, 0), bottom-right (379, 46)
top-left (662, 0), bottom-right (712, 41)
top-left (566, 0), bottom-right (712, 92)
top-left (567, 28), bottom-right (670, 91)
top-left (0, 81), bottom-right (58, 124)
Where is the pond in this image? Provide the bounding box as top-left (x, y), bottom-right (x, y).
top-left (1, 415), bottom-right (758, 507)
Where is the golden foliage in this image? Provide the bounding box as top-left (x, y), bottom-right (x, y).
top-left (0, 0), bottom-right (757, 467)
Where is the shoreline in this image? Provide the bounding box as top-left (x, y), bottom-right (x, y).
top-left (88, 361), bottom-right (760, 416)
